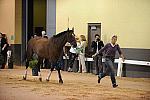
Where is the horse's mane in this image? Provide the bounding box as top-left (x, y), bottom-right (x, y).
top-left (53, 30), bottom-right (69, 38)
top-left (50, 30), bottom-right (72, 49)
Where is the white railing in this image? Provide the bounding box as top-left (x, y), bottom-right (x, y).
top-left (115, 58), bottom-right (150, 76)
top-left (63, 56), bottom-right (150, 77)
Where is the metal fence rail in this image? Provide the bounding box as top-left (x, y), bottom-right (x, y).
top-left (63, 56), bottom-right (150, 77)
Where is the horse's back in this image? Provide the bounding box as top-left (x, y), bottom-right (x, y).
top-left (32, 38), bottom-right (50, 58)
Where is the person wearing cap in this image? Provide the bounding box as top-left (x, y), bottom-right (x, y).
top-left (92, 35), bottom-right (125, 88)
top-left (67, 37), bottom-right (79, 72)
top-left (42, 31), bottom-right (48, 39)
top-left (41, 31), bottom-right (49, 69)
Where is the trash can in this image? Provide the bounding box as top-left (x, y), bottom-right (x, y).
top-left (32, 67), bottom-right (38, 76)
top-left (7, 50), bottom-right (13, 69)
top-left (29, 59), bottom-right (38, 76)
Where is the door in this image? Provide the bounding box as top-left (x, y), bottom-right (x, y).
top-left (87, 23), bottom-right (101, 54)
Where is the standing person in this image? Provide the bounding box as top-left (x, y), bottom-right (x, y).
top-left (0, 32), bottom-right (8, 69)
top-left (78, 35), bottom-right (87, 73)
top-left (67, 40), bottom-right (78, 72)
top-left (41, 31), bottom-right (49, 69)
top-left (92, 35), bottom-right (125, 88)
top-left (42, 31), bottom-right (48, 39)
top-left (91, 34), bottom-right (104, 75)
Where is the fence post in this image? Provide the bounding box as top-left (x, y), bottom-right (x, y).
top-left (117, 58), bottom-right (123, 77)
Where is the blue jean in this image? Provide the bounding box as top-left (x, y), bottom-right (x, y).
top-left (99, 58), bottom-right (116, 85)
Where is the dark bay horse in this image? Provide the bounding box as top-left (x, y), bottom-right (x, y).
top-left (23, 28), bottom-right (77, 83)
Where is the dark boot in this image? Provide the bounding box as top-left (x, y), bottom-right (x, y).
top-left (113, 84), bottom-right (118, 88)
top-left (98, 73), bottom-right (104, 83)
top-left (98, 76), bottom-right (101, 83)
top-left (110, 75), bottom-right (118, 88)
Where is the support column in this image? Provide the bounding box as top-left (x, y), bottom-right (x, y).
top-left (46, 0), bottom-right (56, 37)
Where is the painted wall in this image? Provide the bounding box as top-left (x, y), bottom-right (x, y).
top-left (0, 0), bottom-right (22, 44)
top-left (15, 0), bottom-right (22, 44)
top-left (0, 0), bottom-right (15, 44)
top-left (56, 0), bottom-right (150, 49)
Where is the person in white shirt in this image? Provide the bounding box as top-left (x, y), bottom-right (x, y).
top-left (67, 38), bottom-right (78, 72)
top-left (77, 35), bottom-right (87, 73)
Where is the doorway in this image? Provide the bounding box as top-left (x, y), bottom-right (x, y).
top-left (87, 23), bottom-right (101, 53)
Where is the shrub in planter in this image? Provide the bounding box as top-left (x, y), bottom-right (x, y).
top-left (29, 59), bottom-right (38, 76)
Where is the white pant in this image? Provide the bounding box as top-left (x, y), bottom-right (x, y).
top-left (78, 54), bottom-right (86, 72)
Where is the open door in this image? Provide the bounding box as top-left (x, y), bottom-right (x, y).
top-left (87, 23), bottom-right (101, 56)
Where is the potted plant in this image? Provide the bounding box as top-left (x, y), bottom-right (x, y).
top-left (29, 54), bottom-right (38, 76)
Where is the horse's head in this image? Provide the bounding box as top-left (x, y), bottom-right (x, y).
top-left (66, 28), bottom-right (77, 48)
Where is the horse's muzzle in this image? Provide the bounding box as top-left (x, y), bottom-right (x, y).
top-left (72, 42), bottom-right (77, 48)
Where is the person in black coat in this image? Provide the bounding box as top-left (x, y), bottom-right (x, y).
top-left (91, 34), bottom-right (104, 75)
top-left (0, 32), bottom-right (8, 69)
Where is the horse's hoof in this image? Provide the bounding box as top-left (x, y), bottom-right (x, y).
top-left (46, 79), bottom-right (49, 82)
top-left (59, 80), bottom-right (63, 84)
top-left (39, 78), bottom-right (42, 82)
top-left (23, 76), bottom-right (26, 80)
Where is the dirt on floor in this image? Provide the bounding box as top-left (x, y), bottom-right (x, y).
top-left (0, 67), bottom-right (150, 100)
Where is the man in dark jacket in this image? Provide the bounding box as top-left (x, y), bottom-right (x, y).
top-left (91, 34), bottom-right (104, 75)
top-left (0, 32), bottom-right (8, 69)
top-left (92, 35), bottom-right (125, 88)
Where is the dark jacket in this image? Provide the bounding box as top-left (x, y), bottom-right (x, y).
top-left (91, 40), bottom-right (104, 54)
top-left (1, 38), bottom-right (8, 54)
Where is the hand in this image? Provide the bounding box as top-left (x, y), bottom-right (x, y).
top-left (2, 47), bottom-right (5, 51)
top-left (122, 57), bottom-right (125, 62)
top-left (64, 54), bottom-right (68, 58)
top-left (92, 53), bottom-right (97, 58)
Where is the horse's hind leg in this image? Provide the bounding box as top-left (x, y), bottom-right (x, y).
top-left (46, 67), bottom-right (54, 81)
top-left (37, 58), bottom-right (43, 82)
top-left (58, 69), bottom-right (63, 84)
top-left (23, 60), bottom-right (29, 80)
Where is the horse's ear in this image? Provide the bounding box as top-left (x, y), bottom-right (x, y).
top-left (72, 27), bottom-right (74, 31)
top-left (67, 28), bottom-right (69, 31)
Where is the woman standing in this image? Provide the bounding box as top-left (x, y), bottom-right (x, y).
top-left (0, 32), bottom-right (8, 69)
top-left (78, 35), bottom-right (87, 73)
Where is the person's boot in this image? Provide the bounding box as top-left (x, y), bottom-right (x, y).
top-left (98, 73), bottom-right (102, 83)
top-left (98, 76), bottom-right (101, 83)
top-left (113, 84), bottom-right (118, 88)
top-left (110, 75), bottom-right (118, 88)
top-left (68, 67), bottom-right (73, 72)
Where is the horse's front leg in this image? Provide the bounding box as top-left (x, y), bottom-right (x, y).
top-left (38, 71), bottom-right (42, 82)
top-left (58, 69), bottom-right (63, 84)
top-left (46, 67), bottom-right (54, 81)
top-left (23, 60), bottom-right (29, 80)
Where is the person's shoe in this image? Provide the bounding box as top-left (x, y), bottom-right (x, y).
top-left (68, 67), bottom-right (73, 72)
top-left (98, 75), bottom-right (101, 83)
top-left (82, 71), bottom-right (87, 73)
top-left (113, 84), bottom-right (118, 88)
top-left (78, 71), bottom-right (81, 73)
top-left (70, 68), bottom-right (73, 72)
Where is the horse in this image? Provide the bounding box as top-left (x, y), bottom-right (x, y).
top-left (23, 28), bottom-right (77, 83)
